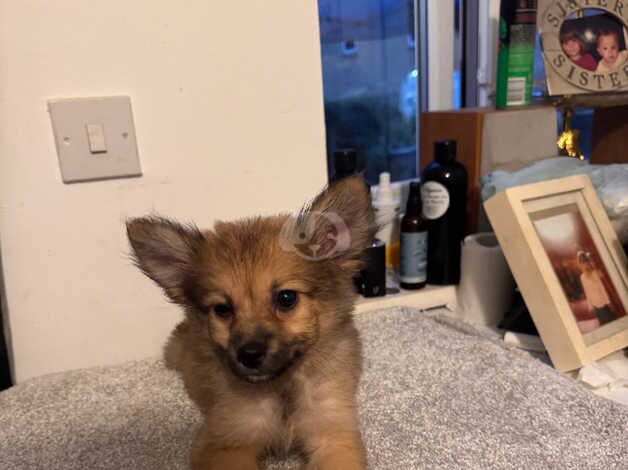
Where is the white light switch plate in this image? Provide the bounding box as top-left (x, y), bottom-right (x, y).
top-left (48, 96), bottom-right (142, 183)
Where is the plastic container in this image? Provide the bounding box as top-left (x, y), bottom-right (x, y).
top-left (356, 239), bottom-right (386, 297)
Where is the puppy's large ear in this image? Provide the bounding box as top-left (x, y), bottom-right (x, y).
top-left (297, 175), bottom-right (376, 272)
top-left (126, 216), bottom-right (205, 303)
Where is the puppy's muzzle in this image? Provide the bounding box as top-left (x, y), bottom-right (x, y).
top-left (236, 341), bottom-right (267, 370)
top-left (228, 334), bottom-right (300, 384)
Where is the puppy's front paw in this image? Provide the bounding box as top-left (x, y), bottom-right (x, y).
top-left (304, 436), bottom-right (366, 470)
top-left (190, 447), bottom-right (260, 470)
top-left (305, 451), bottom-right (365, 470)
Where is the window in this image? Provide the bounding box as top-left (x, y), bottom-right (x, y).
top-left (319, 1), bottom-right (463, 185)
top-left (317, 0), bottom-right (420, 185)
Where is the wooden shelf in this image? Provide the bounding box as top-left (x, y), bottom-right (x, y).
top-left (535, 92), bottom-right (628, 109)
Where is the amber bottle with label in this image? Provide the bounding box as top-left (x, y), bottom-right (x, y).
top-left (421, 140), bottom-right (468, 284)
top-left (399, 181), bottom-right (428, 290)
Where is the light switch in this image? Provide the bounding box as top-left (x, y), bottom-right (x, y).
top-left (48, 96), bottom-right (142, 183)
top-left (86, 123), bottom-right (107, 153)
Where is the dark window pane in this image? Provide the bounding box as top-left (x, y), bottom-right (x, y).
top-left (318, 0), bottom-right (418, 185)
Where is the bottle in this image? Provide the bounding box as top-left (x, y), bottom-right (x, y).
top-left (399, 182), bottom-right (428, 290)
top-left (495, 1), bottom-right (537, 108)
top-left (421, 140), bottom-right (468, 284)
top-left (356, 239), bottom-right (386, 298)
top-left (330, 148), bottom-right (357, 183)
top-left (330, 148), bottom-right (370, 295)
top-left (372, 172), bottom-right (401, 272)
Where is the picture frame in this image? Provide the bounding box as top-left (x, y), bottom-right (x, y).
top-left (484, 174), bottom-right (628, 372)
top-left (538, 0), bottom-right (628, 95)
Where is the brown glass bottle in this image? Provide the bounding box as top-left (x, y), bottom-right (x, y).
top-left (399, 182), bottom-right (429, 290)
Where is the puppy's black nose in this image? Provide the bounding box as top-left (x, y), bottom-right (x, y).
top-left (237, 342), bottom-right (267, 369)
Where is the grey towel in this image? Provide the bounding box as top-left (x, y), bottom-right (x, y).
top-left (1, 306), bottom-right (626, 469)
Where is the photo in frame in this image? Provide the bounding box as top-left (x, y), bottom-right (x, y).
top-left (484, 175), bottom-right (628, 372)
top-left (539, 0), bottom-right (628, 95)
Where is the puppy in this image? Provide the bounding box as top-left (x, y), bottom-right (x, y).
top-left (126, 176), bottom-right (375, 470)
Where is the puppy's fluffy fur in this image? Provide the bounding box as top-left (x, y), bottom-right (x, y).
top-left (127, 176), bottom-right (375, 469)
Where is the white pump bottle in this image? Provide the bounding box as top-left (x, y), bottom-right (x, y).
top-left (372, 172), bottom-right (401, 270)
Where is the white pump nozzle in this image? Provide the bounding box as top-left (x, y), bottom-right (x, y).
top-left (377, 172), bottom-right (394, 205)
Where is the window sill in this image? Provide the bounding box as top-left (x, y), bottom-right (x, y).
top-left (355, 284), bottom-right (457, 315)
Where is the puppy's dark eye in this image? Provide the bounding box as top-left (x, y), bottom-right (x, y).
top-left (275, 290), bottom-right (298, 311)
top-left (213, 303), bottom-right (234, 319)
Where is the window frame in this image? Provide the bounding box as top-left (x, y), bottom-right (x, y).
top-left (423, 0), bottom-right (455, 111)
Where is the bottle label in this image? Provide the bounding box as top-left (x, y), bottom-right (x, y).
top-left (421, 181), bottom-right (450, 220)
top-left (399, 231), bottom-right (428, 283)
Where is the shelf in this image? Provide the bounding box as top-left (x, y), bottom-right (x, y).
top-left (535, 93), bottom-right (628, 109)
top-left (354, 284), bottom-right (457, 315)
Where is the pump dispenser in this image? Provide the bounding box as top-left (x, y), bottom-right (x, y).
top-left (373, 172), bottom-right (400, 271)
top-left (376, 172), bottom-right (394, 205)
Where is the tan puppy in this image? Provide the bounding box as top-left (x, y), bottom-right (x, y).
top-left (127, 176), bottom-right (375, 469)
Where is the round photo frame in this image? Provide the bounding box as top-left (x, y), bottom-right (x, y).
top-left (540, 2), bottom-right (628, 93)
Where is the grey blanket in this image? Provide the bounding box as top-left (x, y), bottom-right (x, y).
top-left (1, 306), bottom-right (626, 469)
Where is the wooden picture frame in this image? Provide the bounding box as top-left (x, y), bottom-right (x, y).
top-left (539, 0), bottom-right (628, 95)
top-left (484, 175), bottom-right (628, 372)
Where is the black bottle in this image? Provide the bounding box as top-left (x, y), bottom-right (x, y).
top-left (399, 182), bottom-right (429, 290)
top-left (421, 140), bottom-right (468, 284)
top-left (330, 148), bottom-right (357, 183)
top-left (356, 239), bottom-right (386, 297)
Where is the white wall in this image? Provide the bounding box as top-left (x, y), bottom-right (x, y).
top-left (0, 1), bottom-right (328, 382)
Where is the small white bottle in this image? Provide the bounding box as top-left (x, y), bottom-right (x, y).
top-left (372, 172), bottom-right (401, 272)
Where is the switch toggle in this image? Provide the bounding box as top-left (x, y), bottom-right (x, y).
top-left (86, 123), bottom-right (107, 153)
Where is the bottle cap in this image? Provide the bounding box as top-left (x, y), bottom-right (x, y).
top-left (333, 148), bottom-right (357, 175)
top-left (434, 140), bottom-right (457, 163)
